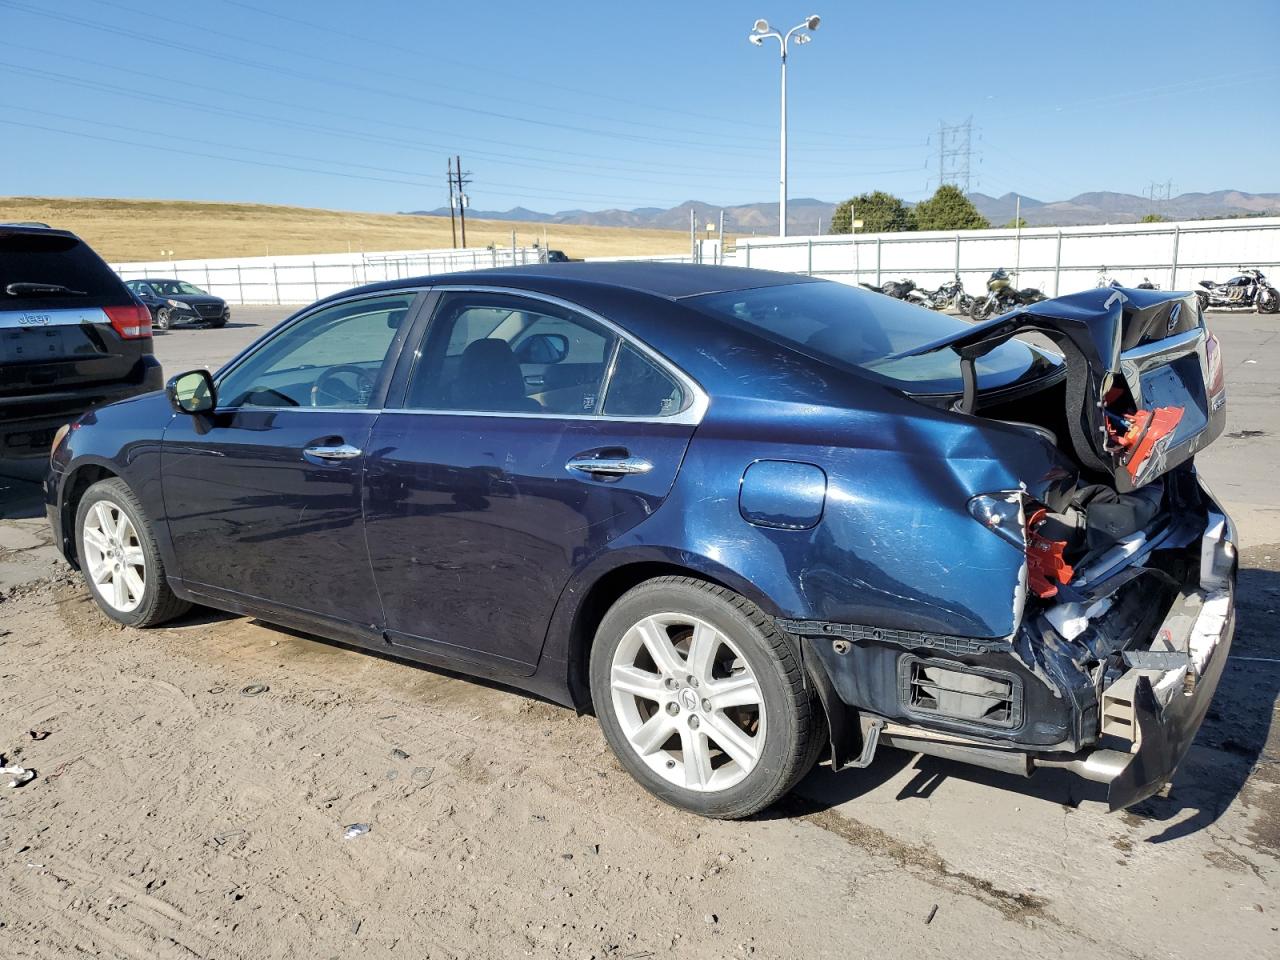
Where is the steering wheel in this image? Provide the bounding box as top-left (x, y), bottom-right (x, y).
top-left (311, 364), bottom-right (376, 407)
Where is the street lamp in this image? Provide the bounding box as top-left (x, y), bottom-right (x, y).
top-left (749, 15), bottom-right (820, 238)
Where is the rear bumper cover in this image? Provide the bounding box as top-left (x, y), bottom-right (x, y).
top-left (0, 358), bottom-right (163, 456)
top-left (786, 485), bottom-right (1237, 810)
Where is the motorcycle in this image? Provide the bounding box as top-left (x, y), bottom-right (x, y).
top-left (1098, 267), bottom-right (1158, 290)
top-left (969, 268), bottom-right (1045, 321)
top-left (858, 278), bottom-right (917, 300)
top-left (1196, 268), bottom-right (1278, 314)
top-left (906, 275), bottom-right (973, 313)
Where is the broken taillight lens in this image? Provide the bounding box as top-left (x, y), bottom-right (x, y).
top-left (969, 493), bottom-right (1074, 599)
top-left (103, 304), bottom-right (152, 339)
top-left (967, 493), bottom-right (1024, 547)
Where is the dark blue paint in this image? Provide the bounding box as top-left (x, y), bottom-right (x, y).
top-left (739, 460), bottom-right (826, 530)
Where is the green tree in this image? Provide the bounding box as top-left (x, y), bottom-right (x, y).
top-left (830, 191), bottom-right (914, 234)
top-left (1140, 213), bottom-right (1167, 223)
top-left (1004, 217), bottom-right (1028, 229)
top-left (910, 185), bottom-right (991, 231)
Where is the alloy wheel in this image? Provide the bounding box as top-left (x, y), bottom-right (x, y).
top-left (82, 500), bottom-right (146, 613)
top-left (609, 612), bottom-right (766, 792)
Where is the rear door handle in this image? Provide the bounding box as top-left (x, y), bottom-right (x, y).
top-left (304, 443), bottom-right (362, 461)
top-left (565, 454), bottom-right (654, 476)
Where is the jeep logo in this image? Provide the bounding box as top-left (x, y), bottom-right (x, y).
top-left (17, 313), bottom-right (52, 326)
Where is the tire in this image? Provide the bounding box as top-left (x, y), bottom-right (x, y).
top-left (589, 576), bottom-right (822, 819)
top-left (154, 307), bottom-right (172, 331)
top-left (75, 478), bottom-right (191, 628)
top-left (969, 297), bottom-right (993, 321)
top-left (1258, 289), bottom-right (1279, 314)
top-left (1197, 292), bottom-right (1211, 313)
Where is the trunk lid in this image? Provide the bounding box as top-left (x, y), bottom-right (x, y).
top-left (893, 287), bottom-right (1226, 492)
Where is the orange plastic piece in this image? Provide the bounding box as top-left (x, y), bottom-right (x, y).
top-left (1025, 507), bottom-right (1074, 599)
top-left (1109, 406), bottom-right (1184, 481)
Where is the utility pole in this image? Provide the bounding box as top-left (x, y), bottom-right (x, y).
top-left (447, 159), bottom-right (457, 248)
top-left (452, 155), bottom-right (472, 248)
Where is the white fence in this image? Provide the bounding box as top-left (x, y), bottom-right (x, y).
top-left (736, 216), bottom-right (1280, 296)
top-left (111, 216), bottom-right (1280, 307)
top-left (113, 246), bottom-right (544, 305)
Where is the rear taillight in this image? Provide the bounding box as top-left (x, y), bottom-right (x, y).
top-left (104, 304), bottom-right (152, 339)
top-left (969, 492), bottom-right (1074, 598)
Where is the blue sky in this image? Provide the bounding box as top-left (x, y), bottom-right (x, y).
top-left (1, 0), bottom-right (1276, 213)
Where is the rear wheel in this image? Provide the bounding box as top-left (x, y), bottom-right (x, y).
top-left (1197, 292), bottom-right (1210, 313)
top-left (589, 576), bottom-right (822, 819)
top-left (75, 478), bottom-right (190, 627)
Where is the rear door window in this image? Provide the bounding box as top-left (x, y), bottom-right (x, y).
top-left (404, 292), bottom-right (617, 415)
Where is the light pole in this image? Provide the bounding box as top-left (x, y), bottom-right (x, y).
top-left (749, 14), bottom-right (820, 238)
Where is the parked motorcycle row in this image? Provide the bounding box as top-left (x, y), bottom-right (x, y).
top-left (859, 265), bottom-right (1278, 317)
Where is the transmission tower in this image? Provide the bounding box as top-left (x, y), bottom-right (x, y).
top-left (935, 116), bottom-right (973, 193)
top-left (1145, 179), bottom-right (1173, 217)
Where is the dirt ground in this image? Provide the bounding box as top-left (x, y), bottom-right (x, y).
top-left (0, 309), bottom-right (1277, 959)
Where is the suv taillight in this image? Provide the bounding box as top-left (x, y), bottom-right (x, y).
top-left (104, 304), bottom-right (152, 339)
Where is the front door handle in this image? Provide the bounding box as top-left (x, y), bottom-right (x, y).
top-left (565, 454), bottom-right (654, 477)
top-left (304, 443), bottom-right (362, 461)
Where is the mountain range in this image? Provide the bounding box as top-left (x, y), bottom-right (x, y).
top-left (406, 190), bottom-right (1280, 232)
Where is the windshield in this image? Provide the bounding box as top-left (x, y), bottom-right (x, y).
top-left (146, 280), bottom-right (207, 296)
top-left (687, 280), bottom-right (1046, 394)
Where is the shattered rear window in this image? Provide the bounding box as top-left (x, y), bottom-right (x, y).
top-left (687, 280), bottom-right (1048, 394)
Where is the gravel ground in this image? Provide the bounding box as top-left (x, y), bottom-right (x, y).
top-left (0, 307), bottom-right (1276, 959)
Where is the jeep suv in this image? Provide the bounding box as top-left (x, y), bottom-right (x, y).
top-left (1, 224), bottom-right (161, 457)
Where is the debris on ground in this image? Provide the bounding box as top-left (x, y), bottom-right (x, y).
top-left (390, 748), bottom-right (409, 760)
top-left (2, 762), bottom-right (35, 788)
top-left (343, 823), bottom-right (370, 840)
top-left (924, 904), bottom-right (938, 925)
top-left (28, 729), bottom-right (50, 741)
top-left (240, 683), bottom-right (269, 697)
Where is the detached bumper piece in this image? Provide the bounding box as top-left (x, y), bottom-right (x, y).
top-left (1038, 509), bottom-right (1236, 809)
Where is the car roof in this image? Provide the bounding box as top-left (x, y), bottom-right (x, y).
top-left (336, 262), bottom-right (819, 303)
top-left (0, 222), bottom-right (79, 239)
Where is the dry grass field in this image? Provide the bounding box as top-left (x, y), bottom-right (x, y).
top-left (0, 196), bottom-right (691, 262)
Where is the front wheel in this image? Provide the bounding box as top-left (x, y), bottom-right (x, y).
top-left (1258, 289), bottom-right (1279, 314)
top-left (154, 307), bottom-right (172, 331)
top-left (75, 478), bottom-right (191, 627)
top-left (970, 297), bottom-right (994, 321)
top-left (589, 576), bottom-right (822, 819)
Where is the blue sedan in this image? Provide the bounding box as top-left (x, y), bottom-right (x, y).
top-left (46, 264), bottom-right (1236, 818)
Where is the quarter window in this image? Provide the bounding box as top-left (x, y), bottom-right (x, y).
top-left (217, 294), bottom-right (414, 409)
top-left (602, 342), bottom-right (687, 417)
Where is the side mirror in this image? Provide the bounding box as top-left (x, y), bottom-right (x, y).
top-left (515, 332), bottom-right (569, 365)
top-left (166, 369), bottom-right (216, 414)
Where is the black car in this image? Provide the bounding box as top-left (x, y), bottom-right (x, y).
top-left (124, 278), bottom-right (230, 330)
top-left (1, 224), bottom-right (162, 458)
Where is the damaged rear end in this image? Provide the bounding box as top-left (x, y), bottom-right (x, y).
top-left (790, 288), bottom-right (1236, 810)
